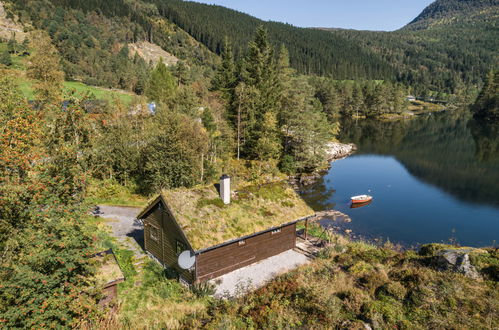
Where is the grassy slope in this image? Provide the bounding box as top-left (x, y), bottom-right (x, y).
top-left (200, 237), bottom-right (499, 328)
top-left (0, 42), bottom-right (135, 105)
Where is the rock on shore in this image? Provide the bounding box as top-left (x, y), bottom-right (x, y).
top-left (325, 142), bottom-right (357, 162)
top-left (290, 142), bottom-right (357, 186)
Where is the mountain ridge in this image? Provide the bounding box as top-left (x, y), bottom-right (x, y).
top-left (403, 0), bottom-right (499, 30)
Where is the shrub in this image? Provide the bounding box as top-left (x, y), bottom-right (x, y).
top-left (191, 281), bottom-right (216, 297)
top-left (419, 243), bottom-right (454, 256)
top-left (375, 281), bottom-right (407, 300)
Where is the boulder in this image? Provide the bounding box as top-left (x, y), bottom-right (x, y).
top-left (325, 142), bottom-right (357, 161)
top-left (434, 249), bottom-right (481, 279)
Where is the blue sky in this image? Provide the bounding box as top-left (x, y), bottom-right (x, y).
top-left (191, 0), bottom-right (435, 31)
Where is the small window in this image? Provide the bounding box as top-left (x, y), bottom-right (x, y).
top-left (176, 240), bottom-right (187, 255)
top-left (238, 240), bottom-right (246, 246)
top-left (150, 225), bottom-right (159, 242)
top-left (271, 229), bottom-right (281, 235)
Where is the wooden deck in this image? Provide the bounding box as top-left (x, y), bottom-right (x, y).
top-left (294, 236), bottom-right (328, 259)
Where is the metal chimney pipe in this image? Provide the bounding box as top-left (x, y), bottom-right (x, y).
top-left (220, 174), bottom-right (230, 204)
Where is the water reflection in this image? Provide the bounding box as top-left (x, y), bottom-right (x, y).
top-left (339, 112), bottom-right (499, 207)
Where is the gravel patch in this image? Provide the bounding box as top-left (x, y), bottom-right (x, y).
top-left (211, 249), bottom-right (310, 298)
top-left (95, 205), bottom-right (146, 260)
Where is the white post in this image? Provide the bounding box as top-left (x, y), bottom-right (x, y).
top-left (220, 175), bottom-right (231, 205)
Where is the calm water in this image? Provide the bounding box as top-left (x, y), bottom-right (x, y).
top-left (300, 111), bottom-right (499, 247)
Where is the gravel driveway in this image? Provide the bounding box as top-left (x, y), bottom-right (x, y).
top-left (95, 205), bottom-right (146, 260)
top-left (211, 249), bottom-right (310, 298)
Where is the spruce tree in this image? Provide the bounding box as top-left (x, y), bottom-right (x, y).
top-left (241, 26), bottom-right (281, 161)
top-left (145, 58), bottom-right (177, 105)
top-left (0, 50), bottom-right (12, 66)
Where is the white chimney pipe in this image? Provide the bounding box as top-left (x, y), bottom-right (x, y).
top-left (220, 174), bottom-right (230, 204)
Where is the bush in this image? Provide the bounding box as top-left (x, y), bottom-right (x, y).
top-left (375, 281), bottom-right (407, 300)
top-left (0, 215), bottom-right (98, 328)
top-left (191, 281), bottom-right (216, 297)
top-left (419, 243), bottom-right (454, 256)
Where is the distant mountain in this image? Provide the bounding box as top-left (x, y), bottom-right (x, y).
top-left (150, 0), bottom-right (498, 95)
top-left (403, 0), bottom-right (499, 30)
top-left (328, 0), bottom-right (499, 95)
top-left (4, 0), bottom-right (498, 96)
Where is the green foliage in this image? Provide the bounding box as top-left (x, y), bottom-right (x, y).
top-left (0, 50), bottom-right (12, 66)
top-left (146, 0), bottom-right (393, 79)
top-left (332, 2), bottom-right (498, 97)
top-left (8, 0), bottom-right (218, 92)
top-left (114, 249), bottom-right (138, 279)
top-left (472, 70), bottom-right (499, 121)
top-left (141, 111), bottom-right (209, 193)
top-left (0, 76), bottom-right (99, 328)
top-left (191, 281), bottom-right (216, 298)
top-left (0, 215), bottom-right (97, 328)
top-left (403, 0), bottom-right (498, 31)
top-left (200, 242), bottom-right (499, 328)
top-left (86, 179), bottom-right (146, 207)
top-left (145, 59), bottom-right (177, 104)
top-left (311, 77), bottom-right (409, 119)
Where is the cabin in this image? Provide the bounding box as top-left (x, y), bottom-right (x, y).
top-left (136, 176), bottom-right (315, 284)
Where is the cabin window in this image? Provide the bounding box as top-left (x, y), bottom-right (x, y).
top-left (149, 225), bottom-right (159, 242)
top-left (271, 229), bottom-right (282, 235)
top-left (176, 240), bottom-right (187, 255)
top-left (238, 240), bottom-right (246, 246)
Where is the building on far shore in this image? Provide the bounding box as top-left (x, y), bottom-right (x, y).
top-left (137, 176), bottom-right (315, 284)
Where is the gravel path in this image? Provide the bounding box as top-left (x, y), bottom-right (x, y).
top-left (210, 249), bottom-right (310, 298)
top-left (95, 205), bottom-right (147, 263)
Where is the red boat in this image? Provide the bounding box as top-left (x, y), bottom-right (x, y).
top-left (351, 199), bottom-right (372, 208)
top-left (351, 195), bottom-right (373, 204)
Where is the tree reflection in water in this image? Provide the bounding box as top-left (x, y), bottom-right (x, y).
top-left (339, 110), bottom-right (499, 207)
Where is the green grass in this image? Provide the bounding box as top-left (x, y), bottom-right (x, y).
top-left (0, 42), bottom-right (27, 69)
top-left (1, 41), bottom-right (135, 105)
top-left (85, 179), bottom-right (148, 207)
top-left (12, 75), bottom-right (135, 105)
top-left (63, 81), bottom-right (134, 105)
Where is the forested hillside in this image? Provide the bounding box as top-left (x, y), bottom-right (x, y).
top-left (325, 0), bottom-right (499, 97)
top-left (4, 0), bottom-right (218, 92)
top-left (404, 0), bottom-right (499, 30)
top-left (4, 0), bottom-right (498, 97)
top-left (140, 0), bottom-right (395, 80)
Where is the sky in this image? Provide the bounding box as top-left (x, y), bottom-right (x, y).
top-left (191, 0), bottom-right (435, 31)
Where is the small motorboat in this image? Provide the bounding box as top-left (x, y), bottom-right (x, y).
top-left (350, 199), bottom-right (372, 208)
top-left (351, 195), bottom-right (373, 204)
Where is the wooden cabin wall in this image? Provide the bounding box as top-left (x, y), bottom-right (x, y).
top-left (144, 206), bottom-right (164, 262)
top-left (196, 223), bottom-right (296, 282)
top-left (144, 203), bottom-right (194, 283)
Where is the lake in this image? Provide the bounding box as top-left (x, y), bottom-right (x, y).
top-left (300, 110), bottom-right (499, 247)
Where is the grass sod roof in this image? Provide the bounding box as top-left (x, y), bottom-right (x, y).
top-left (152, 181), bottom-right (315, 251)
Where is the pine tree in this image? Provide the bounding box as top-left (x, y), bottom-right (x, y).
top-left (145, 58), bottom-right (177, 105)
top-left (0, 50), bottom-right (12, 66)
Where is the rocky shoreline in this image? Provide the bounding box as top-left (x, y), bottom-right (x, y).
top-left (290, 142), bottom-right (357, 186)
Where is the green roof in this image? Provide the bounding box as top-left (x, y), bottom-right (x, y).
top-left (143, 181), bottom-right (314, 251)
top-left (93, 250), bottom-right (125, 286)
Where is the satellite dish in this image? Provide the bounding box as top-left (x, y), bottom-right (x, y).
top-left (178, 250), bottom-right (196, 270)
